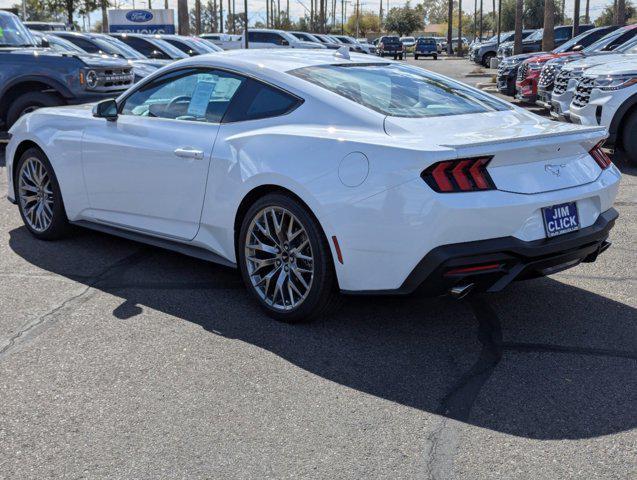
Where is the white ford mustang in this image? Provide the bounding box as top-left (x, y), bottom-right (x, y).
top-left (6, 50), bottom-right (621, 322)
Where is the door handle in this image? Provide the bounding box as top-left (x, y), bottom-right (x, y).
top-left (174, 147), bottom-right (204, 160)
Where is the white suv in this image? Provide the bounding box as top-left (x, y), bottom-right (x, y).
top-left (569, 58), bottom-right (637, 163)
top-left (551, 45), bottom-right (637, 120)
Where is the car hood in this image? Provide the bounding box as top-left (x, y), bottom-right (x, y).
top-left (502, 52), bottom-right (542, 64)
top-left (0, 47), bottom-right (130, 67)
top-left (128, 58), bottom-right (170, 68)
top-left (584, 58), bottom-right (637, 76)
top-left (564, 52), bottom-right (636, 71)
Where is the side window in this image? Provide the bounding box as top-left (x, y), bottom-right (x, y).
top-left (555, 28), bottom-right (571, 43)
top-left (223, 79), bottom-right (302, 123)
top-left (121, 37), bottom-right (158, 58)
top-left (120, 68), bottom-right (244, 123)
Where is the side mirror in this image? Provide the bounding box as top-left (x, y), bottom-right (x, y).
top-left (92, 99), bottom-right (118, 121)
top-left (572, 44), bottom-right (583, 52)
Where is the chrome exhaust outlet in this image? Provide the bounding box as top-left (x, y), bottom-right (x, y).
top-left (449, 283), bottom-right (475, 300)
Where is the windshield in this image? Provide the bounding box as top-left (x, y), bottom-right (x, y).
top-left (526, 29), bottom-right (544, 41)
top-left (585, 27), bottom-right (634, 53)
top-left (46, 34), bottom-right (85, 53)
top-left (98, 35), bottom-right (146, 59)
top-left (0, 13), bottom-right (37, 47)
top-left (290, 63), bottom-right (508, 118)
top-left (554, 29), bottom-right (596, 53)
top-left (153, 38), bottom-right (189, 58)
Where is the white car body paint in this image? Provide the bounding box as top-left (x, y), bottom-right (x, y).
top-left (569, 58), bottom-right (637, 129)
top-left (6, 50), bottom-right (621, 292)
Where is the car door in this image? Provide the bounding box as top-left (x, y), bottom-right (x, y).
top-left (81, 67), bottom-right (245, 240)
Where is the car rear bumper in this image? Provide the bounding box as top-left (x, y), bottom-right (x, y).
top-left (344, 208), bottom-right (618, 295)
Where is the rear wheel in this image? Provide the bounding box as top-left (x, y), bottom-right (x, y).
top-left (619, 111), bottom-right (637, 165)
top-left (7, 92), bottom-right (63, 128)
top-left (414, 54), bottom-right (419, 60)
top-left (433, 54), bottom-right (438, 60)
top-left (238, 193), bottom-right (341, 323)
top-left (15, 148), bottom-right (70, 240)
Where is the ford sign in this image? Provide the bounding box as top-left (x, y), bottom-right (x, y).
top-left (126, 10), bottom-right (154, 23)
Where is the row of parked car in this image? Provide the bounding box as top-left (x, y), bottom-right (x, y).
top-left (470, 23), bottom-right (637, 164)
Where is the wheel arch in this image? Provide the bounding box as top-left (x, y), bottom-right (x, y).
top-left (608, 92), bottom-right (637, 147)
top-left (11, 139), bottom-right (47, 186)
top-left (0, 77), bottom-right (71, 126)
top-left (233, 184), bottom-right (340, 286)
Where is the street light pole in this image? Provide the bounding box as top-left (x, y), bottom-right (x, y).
top-left (244, 0), bottom-right (249, 48)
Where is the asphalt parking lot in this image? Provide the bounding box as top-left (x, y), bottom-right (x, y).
top-left (0, 59), bottom-right (635, 479)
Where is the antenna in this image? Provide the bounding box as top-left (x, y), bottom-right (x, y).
top-left (334, 45), bottom-right (350, 59)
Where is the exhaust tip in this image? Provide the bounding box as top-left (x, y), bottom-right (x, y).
top-left (449, 283), bottom-right (475, 300)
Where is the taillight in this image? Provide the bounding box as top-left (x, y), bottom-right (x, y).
top-left (589, 141), bottom-right (612, 169)
top-left (421, 157), bottom-right (495, 193)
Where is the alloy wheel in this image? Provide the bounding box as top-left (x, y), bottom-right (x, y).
top-left (18, 157), bottom-right (54, 232)
top-left (245, 206), bottom-right (314, 311)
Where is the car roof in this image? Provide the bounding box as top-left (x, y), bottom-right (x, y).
top-left (176, 49), bottom-right (387, 72)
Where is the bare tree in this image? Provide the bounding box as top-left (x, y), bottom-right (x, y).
top-left (542, 0), bottom-right (555, 51)
top-left (513, 0), bottom-right (523, 54)
top-left (178, 0), bottom-right (190, 34)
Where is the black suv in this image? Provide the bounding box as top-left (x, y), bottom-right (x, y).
top-left (377, 36), bottom-right (404, 59)
top-left (0, 12), bottom-right (134, 132)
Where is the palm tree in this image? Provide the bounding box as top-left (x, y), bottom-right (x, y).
top-left (585, 0), bottom-right (590, 23)
top-left (195, 0), bottom-right (202, 35)
top-left (513, 0), bottom-right (523, 54)
top-left (542, 0), bottom-right (555, 51)
top-left (178, 0), bottom-right (190, 35)
top-left (101, 0), bottom-right (108, 32)
top-left (573, 0), bottom-right (580, 37)
top-left (447, 0), bottom-right (453, 55)
top-left (617, 0), bottom-right (627, 25)
top-left (457, 0), bottom-right (463, 57)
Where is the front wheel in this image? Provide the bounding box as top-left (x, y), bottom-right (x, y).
top-left (6, 92), bottom-right (63, 128)
top-left (15, 148), bottom-right (70, 240)
top-left (414, 54), bottom-right (419, 60)
top-left (433, 54), bottom-right (438, 60)
top-left (238, 194), bottom-right (341, 323)
top-left (619, 111), bottom-right (637, 165)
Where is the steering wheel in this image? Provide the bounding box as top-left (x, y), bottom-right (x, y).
top-left (165, 95), bottom-right (192, 114)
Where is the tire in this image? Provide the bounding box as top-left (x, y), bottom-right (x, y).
top-left (482, 52), bottom-right (495, 68)
top-left (433, 54), bottom-right (438, 60)
top-left (238, 193), bottom-right (341, 323)
top-left (414, 54), bottom-right (419, 60)
top-left (619, 110), bottom-right (637, 165)
top-left (15, 147), bottom-right (70, 240)
top-left (6, 92), bottom-right (63, 129)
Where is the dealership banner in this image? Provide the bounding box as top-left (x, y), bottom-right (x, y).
top-left (108, 9), bottom-right (175, 34)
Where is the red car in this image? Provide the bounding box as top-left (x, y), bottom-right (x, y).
top-left (515, 26), bottom-right (617, 103)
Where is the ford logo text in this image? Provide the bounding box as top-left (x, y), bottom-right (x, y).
top-left (126, 10), bottom-right (154, 22)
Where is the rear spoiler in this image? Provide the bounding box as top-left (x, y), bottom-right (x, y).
top-left (439, 126), bottom-right (607, 150)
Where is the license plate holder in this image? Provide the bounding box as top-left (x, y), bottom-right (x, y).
top-left (542, 202), bottom-right (580, 238)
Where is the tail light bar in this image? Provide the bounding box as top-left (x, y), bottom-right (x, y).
top-left (421, 157), bottom-right (496, 193)
top-left (589, 141), bottom-right (612, 169)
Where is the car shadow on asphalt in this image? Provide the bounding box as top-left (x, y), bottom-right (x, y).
top-left (8, 225), bottom-right (637, 442)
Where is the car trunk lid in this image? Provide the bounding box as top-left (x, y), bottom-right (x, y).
top-left (384, 110), bottom-right (608, 194)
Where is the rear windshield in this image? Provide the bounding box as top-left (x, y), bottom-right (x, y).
top-left (289, 63), bottom-right (509, 118)
top-left (418, 38), bottom-right (436, 44)
top-left (383, 36), bottom-right (400, 43)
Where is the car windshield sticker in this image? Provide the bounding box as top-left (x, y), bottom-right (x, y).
top-left (187, 80), bottom-right (216, 118)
